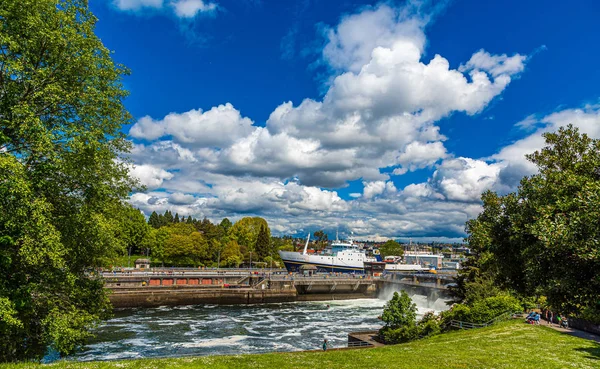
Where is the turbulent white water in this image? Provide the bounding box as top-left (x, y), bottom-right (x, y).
top-left (70, 290), bottom-right (450, 362)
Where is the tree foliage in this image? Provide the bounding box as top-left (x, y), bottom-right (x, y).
top-left (379, 240), bottom-right (404, 259)
top-left (0, 0), bottom-right (135, 360)
top-left (381, 291), bottom-right (417, 329)
top-left (255, 225), bottom-right (271, 260)
top-left (462, 125), bottom-right (600, 315)
top-left (162, 224), bottom-right (209, 266)
top-left (230, 217), bottom-right (271, 260)
top-left (313, 230), bottom-right (328, 250)
top-left (379, 291), bottom-right (417, 344)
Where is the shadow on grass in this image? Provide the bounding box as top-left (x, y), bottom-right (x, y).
top-left (574, 344), bottom-right (600, 360)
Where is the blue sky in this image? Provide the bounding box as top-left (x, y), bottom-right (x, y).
top-left (92, 0), bottom-right (600, 241)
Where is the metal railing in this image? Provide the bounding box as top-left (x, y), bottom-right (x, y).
top-left (448, 311), bottom-right (515, 330)
top-left (347, 340), bottom-right (374, 348)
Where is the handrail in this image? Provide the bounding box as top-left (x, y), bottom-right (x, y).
top-left (448, 311), bottom-right (515, 330)
top-left (347, 340), bottom-right (373, 347)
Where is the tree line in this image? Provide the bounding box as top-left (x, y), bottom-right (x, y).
top-left (118, 210), bottom-right (294, 268)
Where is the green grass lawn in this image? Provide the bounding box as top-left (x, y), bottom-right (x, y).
top-left (3, 320), bottom-right (599, 369)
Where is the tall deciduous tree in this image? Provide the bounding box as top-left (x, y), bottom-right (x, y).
top-left (381, 291), bottom-right (417, 330)
top-left (464, 125), bottom-right (600, 315)
top-left (0, 0), bottom-right (136, 360)
top-left (230, 217), bottom-right (271, 259)
top-left (379, 240), bottom-right (404, 259)
top-left (163, 223), bottom-right (209, 266)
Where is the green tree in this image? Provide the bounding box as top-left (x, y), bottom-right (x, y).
top-left (255, 225), bottom-right (271, 260)
top-left (313, 230), bottom-right (328, 250)
top-left (148, 211), bottom-right (161, 229)
top-left (118, 206), bottom-right (150, 256)
top-left (221, 240), bottom-right (243, 267)
top-left (163, 210), bottom-right (174, 225)
top-left (220, 218), bottom-right (232, 232)
top-left (379, 240), bottom-right (404, 259)
top-left (381, 291), bottom-right (417, 329)
top-left (0, 0), bottom-right (136, 361)
top-left (230, 217), bottom-right (271, 259)
top-left (464, 125), bottom-right (600, 315)
top-left (379, 291), bottom-right (418, 344)
top-left (163, 223), bottom-right (209, 266)
top-left (140, 227), bottom-right (169, 265)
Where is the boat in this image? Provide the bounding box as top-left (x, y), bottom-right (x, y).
top-left (278, 233), bottom-right (376, 273)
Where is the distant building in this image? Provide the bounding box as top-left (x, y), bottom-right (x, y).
top-left (134, 258), bottom-right (151, 269)
top-left (403, 252), bottom-right (443, 269)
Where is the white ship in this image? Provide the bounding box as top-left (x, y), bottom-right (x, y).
top-left (278, 234), bottom-right (376, 273)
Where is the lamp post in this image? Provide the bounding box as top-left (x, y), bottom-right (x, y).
top-left (249, 251), bottom-right (252, 272)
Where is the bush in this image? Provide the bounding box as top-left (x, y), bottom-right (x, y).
top-left (381, 325), bottom-right (418, 344)
top-left (417, 312), bottom-right (441, 337)
top-left (443, 294), bottom-right (522, 325)
top-left (580, 305), bottom-right (600, 324)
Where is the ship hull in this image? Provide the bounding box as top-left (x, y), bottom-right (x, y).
top-left (279, 251), bottom-right (365, 273)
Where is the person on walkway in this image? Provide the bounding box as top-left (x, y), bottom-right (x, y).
top-left (322, 339), bottom-right (331, 351)
top-left (548, 311), bottom-right (553, 326)
top-left (526, 311), bottom-right (536, 323)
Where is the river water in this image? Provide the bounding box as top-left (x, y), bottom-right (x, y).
top-left (70, 290), bottom-right (449, 362)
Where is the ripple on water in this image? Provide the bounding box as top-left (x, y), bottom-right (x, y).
top-left (69, 296), bottom-right (450, 362)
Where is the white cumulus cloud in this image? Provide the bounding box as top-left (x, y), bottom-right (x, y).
top-left (113, 0), bottom-right (217, 18)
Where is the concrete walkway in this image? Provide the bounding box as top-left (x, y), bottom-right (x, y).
top-left (543, 322), bottom-right (600, 343)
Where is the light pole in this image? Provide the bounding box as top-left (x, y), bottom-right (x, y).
top-left (217, 249), bottom-right (221, 270)
top-left (249, 251), bottom-right (252, 272)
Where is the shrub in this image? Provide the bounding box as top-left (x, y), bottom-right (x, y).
top-left (382, 325), bottom-right (418, 344)
top-left (580, 305), bottom-right (600, 324)
top-left (417, 312), bottom-right (441, 338)
top-left (443, 294), bottom-right (522, 325)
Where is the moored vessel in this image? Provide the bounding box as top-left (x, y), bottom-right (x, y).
top-left (278, 234), bottom-right (376, 273)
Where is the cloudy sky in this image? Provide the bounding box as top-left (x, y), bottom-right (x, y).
top-left (93, 0), bottom-right (600, 242)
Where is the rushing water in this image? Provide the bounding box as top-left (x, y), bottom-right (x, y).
top-left (69, 291), bottom-right (450, 362)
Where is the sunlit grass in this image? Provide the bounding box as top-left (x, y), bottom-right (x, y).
top-left (3, 320), bottom-right (599, 369)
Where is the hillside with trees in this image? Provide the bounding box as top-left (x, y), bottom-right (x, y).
top-left (130, 213), bottom-right (282, 268)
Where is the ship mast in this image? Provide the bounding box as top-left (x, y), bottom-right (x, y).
top-left (302, 233), bottom-right (310, 255)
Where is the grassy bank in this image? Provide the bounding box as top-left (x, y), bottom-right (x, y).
top-left (2, 320), bottom-right (599, 369)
